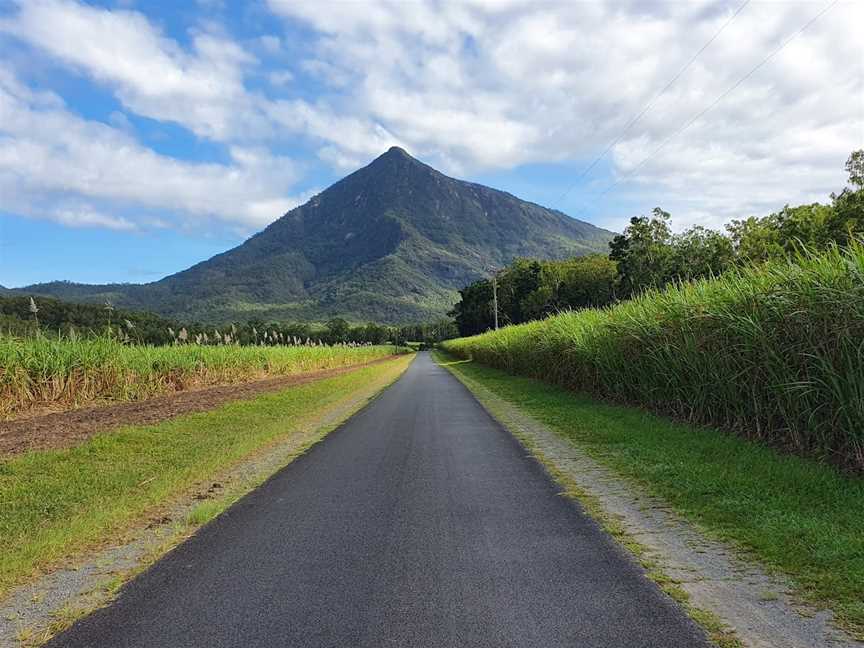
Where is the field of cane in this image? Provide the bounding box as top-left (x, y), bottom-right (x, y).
top-left (0, 337), bottom-right (401, 419)
top-left (443, 243), bottom-right (864, 470)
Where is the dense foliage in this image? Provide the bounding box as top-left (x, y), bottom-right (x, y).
top-left (444, 243), bottom-right (864, 470)
top-left (609, 208), bottom-right (735, 298)
top-left (0, 295), bottom-right (456, 347)
top-left (612, 150), bottom-right (863, 297)
top-left (452, 151), bottom-right (863, 336)
top-left (449, 255), bottom-right (616, 336)
top-left (0, 294), bottom-right (177, 343)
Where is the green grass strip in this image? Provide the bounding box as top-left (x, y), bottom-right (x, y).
top-left (0, 357), bottom-right (411, 596)
top-left (437, 353), bottom-right (864, 637)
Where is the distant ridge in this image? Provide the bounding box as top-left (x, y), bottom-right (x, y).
top-left (17, 148), bottom-right (615, 324)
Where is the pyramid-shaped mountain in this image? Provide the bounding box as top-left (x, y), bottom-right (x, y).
top-left (20, 148), bottom-right (615, 323)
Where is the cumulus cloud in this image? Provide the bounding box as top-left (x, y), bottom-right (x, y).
top-left (0, 0), bottom-right (861, 236)
top-left (1, 0), bottom-right (404, 161)
top-left (268, 70), bottom-right (294, 87)
top-left (268, 0), bottom-right (863, 227)
top-left (0, 65), bottom-right (305, 231)
top-left (53, 206), bottom-right (138, 232)
top-left (1, 0), bottom-right (263, 140)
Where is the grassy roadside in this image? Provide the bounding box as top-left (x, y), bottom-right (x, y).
top-left (0, 355), bottom-right (413, 598)
top-left (434, 351), bottom-right (864, 638)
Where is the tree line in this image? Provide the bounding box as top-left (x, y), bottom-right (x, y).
top-left (0, 294), bottom-right (456, 347)
top-left (451, 150), bottom-right (864, 336)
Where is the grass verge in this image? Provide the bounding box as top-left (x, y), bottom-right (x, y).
top-left (435, 351), bottom-right (864, 639)
top-left (0, 355), bottom-right (413, 598)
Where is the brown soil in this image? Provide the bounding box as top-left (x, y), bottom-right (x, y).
top-left (0, 356), bottom-right (399, 458)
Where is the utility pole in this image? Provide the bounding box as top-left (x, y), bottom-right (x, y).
top-left (491, 270), bottom-right (499, 331)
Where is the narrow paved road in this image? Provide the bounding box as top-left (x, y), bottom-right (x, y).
top-left (49, 353), bottom-right (709, 648)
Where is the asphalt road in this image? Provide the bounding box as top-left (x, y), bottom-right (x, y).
top-left (48, 352), bottom-right (710, 648)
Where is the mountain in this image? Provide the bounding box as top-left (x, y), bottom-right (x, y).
top-left (15, 147), bottom-right (615, 324)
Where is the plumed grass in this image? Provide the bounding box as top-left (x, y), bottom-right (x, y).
top-left (443, 243), bottom-right (864, 470)
top-left (0, 339), bottom-right (402, 418)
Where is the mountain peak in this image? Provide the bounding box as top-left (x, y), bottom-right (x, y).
top-left (365, 145), bottom-right (425, 175)
top-left (375, 146), bottom-right (419, 166)
top-left (20, 149), bottom-right (615, 323)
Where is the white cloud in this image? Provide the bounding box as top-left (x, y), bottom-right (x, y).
top-left (1, 0), bottom-right (263, 140)
top-left (259, 35), bottom-right (281, 54)
top-left (268, 70), bottom-right (294, 87)
top-left (299, 59), bottom-right (352, 88)
top-left (0, 0), bottom-right (861, 237)
top-left (264, 99), bottom-right (404, 169)
top-left (0, 66), bottom-right (305, 231)
top-left (1, 0), bottom-right (407, 159)
top-left (54, 206), bottom-right (138, 231)
top-left (267, 0), bottom-right (863, 227)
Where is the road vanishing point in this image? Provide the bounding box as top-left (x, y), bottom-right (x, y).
top-left (48, 352), bottom-right (710, 648)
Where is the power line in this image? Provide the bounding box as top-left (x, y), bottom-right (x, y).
top-left (593, 0), bottom-right (840, 201)
top-left (559, 0), bottom-right (751, 202)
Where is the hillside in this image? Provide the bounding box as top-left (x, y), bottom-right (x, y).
top-left (15, 148), bottom-right (614, 323)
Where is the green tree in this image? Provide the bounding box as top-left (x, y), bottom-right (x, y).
top-left (496, 259), bottom-right (542, 326)
top-left (608, 207), bottom-right (673, 297)
top-left (726, 216), bottom-right (784, 263)
top-left (449, 280), bottom-right (494, 337)
top-left (828, 150), bottom-right (864, 246)
top-left (325, 318), bottom-right (350, 343)
top-left (728, 151), bottom-right (864, 262)
top-left (669, 226), bottom-right (735, 280)
top-left (519, 255), bottom-right (617, 321)
top-left (845, 150), bottom-right (864, 189)
top-left (557, 255), bottom-right (617, 309)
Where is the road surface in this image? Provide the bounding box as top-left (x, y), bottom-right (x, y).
top-left (48, 352), bottom-right (709, 648)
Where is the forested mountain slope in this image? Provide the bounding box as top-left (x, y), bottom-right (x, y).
top-left (18, 147), bottom-right (614, 323)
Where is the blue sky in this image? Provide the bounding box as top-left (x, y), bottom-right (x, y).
top-left (0, 0), bottom-right (861, 288)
